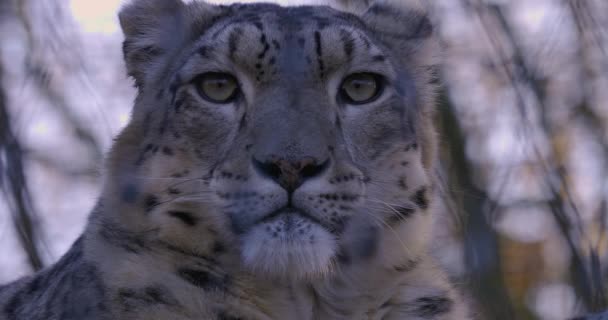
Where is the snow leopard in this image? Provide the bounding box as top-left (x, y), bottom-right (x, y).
top-left (0, 0), bottom-right (471, 319)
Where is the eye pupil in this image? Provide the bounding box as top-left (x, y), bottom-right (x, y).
top-left (196, 73), bottom-right (239, 103)
top-left (340, 73), bottom-right (383, 105)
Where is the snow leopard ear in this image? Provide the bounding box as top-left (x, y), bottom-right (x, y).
top-left (361, 1), bottom-right (433, 41)
top-left (334, 0), bottom-right (437, 66)
top-left (119, 0), bottom-right (185, 88)
top-left (119, 0), bottom-right (222, 88)
top-left (337, 0), bottom-right (439, 169)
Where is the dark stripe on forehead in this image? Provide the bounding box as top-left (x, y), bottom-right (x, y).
top-left (209, 12), bottom-right (262, 40)
top-left (314, 31), bottom-right (325, 78)
top-left (361, 35), bottom-right (371, 50)
top-left (198, 46), bottom-right (212, 58)
top-left (314, 31), bottom-right (323, 56)
top-left (196, 21), bottom-right (256, 62)
top-left (258, 33), bottom-right (270, 59)
top-left (228, 27), bottom-right (241, 60)
top-left (339, 29), bottom-right (355, 59)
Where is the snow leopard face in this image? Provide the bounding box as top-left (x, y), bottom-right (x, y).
top-left (111, 0), bottom-right (438, 280)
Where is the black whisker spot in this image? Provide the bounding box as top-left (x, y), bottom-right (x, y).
top-left (168, 211), bottom-right (198, 226)
top-left (217, 310), bottom-right (244, 320)
top-left (212, 241), bottom-right (225, 254)
top-left (177, 268), bottom-right (229, 291)
top-left (410, 187), bottom-right (428, 210)
top-left (122, 184), bottom-right (139, 203)
top-left (162, 147), bottom-right (174, 156)
top-left (144, 194), bottom-right (159, 213)
top-left (414, 295), bottom-right (453, 318)
top-left (387, 206), bottom-right (415, 225)
top-left (394, 258), bottom-right (420, 272)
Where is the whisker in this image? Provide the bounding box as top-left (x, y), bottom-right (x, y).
top-left (355, 205), bottom-right (414, 258)
top-left (129, 176), bottom-right (211, 189)
top-left (133, 177), bottom-right (200, 181)
top-left (152, 193), bottom-right (216, 208)
top-left (365, 198), bottom-right (416, 210)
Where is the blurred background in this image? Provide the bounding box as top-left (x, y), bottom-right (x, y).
top-left (0, 0), bottom-right (606, 319)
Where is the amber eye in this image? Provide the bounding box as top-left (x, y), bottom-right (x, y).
top-left (195, 73), bottom-right (239, 103)
top-left (340, 73), bottom-right (384, 105)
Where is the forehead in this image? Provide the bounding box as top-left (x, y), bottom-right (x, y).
top-left (214, 4), bottom-right (364, 33)
top-left (192, 4), bottom-right (386, 80)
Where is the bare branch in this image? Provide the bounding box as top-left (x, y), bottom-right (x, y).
top-left (0, 63), bottom-right (44, 272)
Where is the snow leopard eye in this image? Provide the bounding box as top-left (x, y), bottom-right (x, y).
top-left (340, 73), bottom-right (384, 105)
top-left (195, 72), bottom-right (239, 104)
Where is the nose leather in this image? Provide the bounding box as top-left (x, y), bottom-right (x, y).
top-left (253, 155), bottom-right (329, 192)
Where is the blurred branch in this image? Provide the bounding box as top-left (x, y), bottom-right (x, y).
top-left (571, 309), bottom-right (608, 320)
top-left (569, 0), bottom-right (608, 60)
top-left (437, 91), bottom-right (515, 320)
top-left (16, 0), bottom-right (103, 162)
top-left (468, 0), bottom-right (605, 311)
top-left (567, 0), bottom-right (608, 310)
top-left (26, 149), bottom-right (99, 178)
top-left (0, 63), bottom-right (44, 271)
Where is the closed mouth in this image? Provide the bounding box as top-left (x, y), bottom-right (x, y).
top-left (259, 206), bottom-right (335, 233)
top-left (230, 206), bottom-right (343, 235)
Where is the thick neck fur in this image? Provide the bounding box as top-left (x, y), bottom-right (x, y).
top-left (75, 152), bottom-right (464, 319)
top-left (83, 200), bottom-right (457, 320)
top-left (68, 109), bottom-right (465, 319)
top-left (0, 2), bottom-right (473, 319)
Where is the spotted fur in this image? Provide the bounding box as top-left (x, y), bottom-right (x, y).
top-left (0, 0), bottom-right (471, 319)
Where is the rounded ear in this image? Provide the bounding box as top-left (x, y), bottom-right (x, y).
top-left (118, 0), bottom-right (223, 88)
top-left (118, 0), bottom-right (184, 41)
top-left (362, 1), bottom-right (433, 40)
top-left (119, 0), bottom-right (185, 88)
top-left (332, 0), bottom-right (429, 25)
top-left (331, 0), bottom-right (438, 67)
top-left (332, 0), bottom-right (440, 170)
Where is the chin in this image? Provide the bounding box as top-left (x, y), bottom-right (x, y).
top-left (239, 214), bottom-right (337, 280)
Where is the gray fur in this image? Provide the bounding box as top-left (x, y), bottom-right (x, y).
top-left (0, 1), bottom-right (470, 319)
top-left (0, 239), bottom-right (108, 320)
